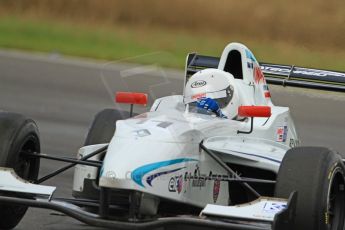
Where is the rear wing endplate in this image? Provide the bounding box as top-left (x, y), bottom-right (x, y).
top-left (185, 53), bottom-right (345, 92)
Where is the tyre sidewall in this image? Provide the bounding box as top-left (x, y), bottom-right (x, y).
top-left (6, 120), bottom-right (40, 180)
top-left (275, 147), bottom-right (345, 230)
top-left (0, 113), bottom-right (40, 229)
top-left (84, 109), bottom-right (130, 145)
top-left (317, 154), bottom-right (345, 229)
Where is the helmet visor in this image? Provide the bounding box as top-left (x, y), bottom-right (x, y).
top-left (214, 85), bottom-right (234, 108)
top-left (184, 85), bottom-right (234, 105)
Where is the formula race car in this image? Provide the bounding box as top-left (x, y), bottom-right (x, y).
top-left (1, 42), bottom-right (345, 230)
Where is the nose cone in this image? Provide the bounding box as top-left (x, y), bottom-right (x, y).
top-left (99, 136), bottom-right (198, 191)
top-left (99, 114), bottom-right (200, 191)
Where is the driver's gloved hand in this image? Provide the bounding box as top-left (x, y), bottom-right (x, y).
top-left (197, 97), bottom-right (227, 118)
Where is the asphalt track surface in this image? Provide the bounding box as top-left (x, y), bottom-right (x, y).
top-left (0, 50), bottom-right (345, 229)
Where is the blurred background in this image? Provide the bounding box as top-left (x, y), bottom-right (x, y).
top-left (1, 2), bottom-right (345, 229)
top-left (1, 0), bottom-right (345, 69)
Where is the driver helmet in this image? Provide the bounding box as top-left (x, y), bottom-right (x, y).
top-left (184, 68), bottom-right (240, 119)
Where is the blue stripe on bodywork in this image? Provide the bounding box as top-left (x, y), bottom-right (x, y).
top-left (131, 158), bottom-right (197, 187)
top-left (146, 167), bottom-right (185, 187)
top-left (245, 49), bottom-right (257, 62)
top-left (231, 150), bottom-right (281, 163)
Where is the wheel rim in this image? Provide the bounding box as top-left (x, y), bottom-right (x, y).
top-left (15, 134), bottom-right (40, 181)
top-left (327, 168), bottom-right (345, 230)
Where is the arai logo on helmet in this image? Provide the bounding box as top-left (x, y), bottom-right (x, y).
top-left (191, 80), bottom-right (207, 88)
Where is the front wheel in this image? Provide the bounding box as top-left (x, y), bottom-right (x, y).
top-left (74, 109), bottom-right (131, 199)
top-left (0, 112), bottom-right (41, 229)
top-left (275, 147), bottom-right (345, 230)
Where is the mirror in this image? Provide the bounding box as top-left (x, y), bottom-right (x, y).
top-left (115, 92), bottom-right (148, 106)
top-left (238, 106), bottom-right (271, 118)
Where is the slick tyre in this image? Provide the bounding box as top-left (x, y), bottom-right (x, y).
top-left (0, 112), bottom-right (40, 229)
top-left (74, 109), bottom-right (131, 201)
top-left (275, 147), bottom-right (345, 230)
top-left (84, 109), bottom-right (131, 145)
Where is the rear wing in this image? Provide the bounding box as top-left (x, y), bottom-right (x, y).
top-left (185, 53), bottom-right (345, 92)
top-left (185, 53), bottom-right (219, 83)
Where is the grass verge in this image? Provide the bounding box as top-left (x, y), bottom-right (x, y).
top-left (1, 16), bottom-right (345, 71)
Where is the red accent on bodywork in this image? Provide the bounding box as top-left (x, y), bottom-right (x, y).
top-left (191, 93), bottom-right (206, 100)
top-left (264, 92), bottom-right (271, 98)
top-left (115, 92), bottom-right (148, 105)
top-left (213, 180), bottom-right (220, 203)
top-left (238, 106), bottom-right (271, 118)
top-left (254, 67), bottom-right (265, 84)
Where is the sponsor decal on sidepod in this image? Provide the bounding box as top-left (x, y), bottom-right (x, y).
top-left (213, 179), bottom-right (220, 203)
top-left (131, 158), bottom-right (198, 188)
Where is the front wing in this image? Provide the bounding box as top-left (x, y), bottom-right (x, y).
top-left (0, 167), bottom-right (296, 230)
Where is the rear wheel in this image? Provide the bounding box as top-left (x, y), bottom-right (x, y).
top-left (0, 112), bottom-right (40, 229)
top-left (275, 147), bottom-right (345, 230)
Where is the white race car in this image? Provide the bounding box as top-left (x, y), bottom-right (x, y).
top-left (0, 42), bottom-right (345, 230)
